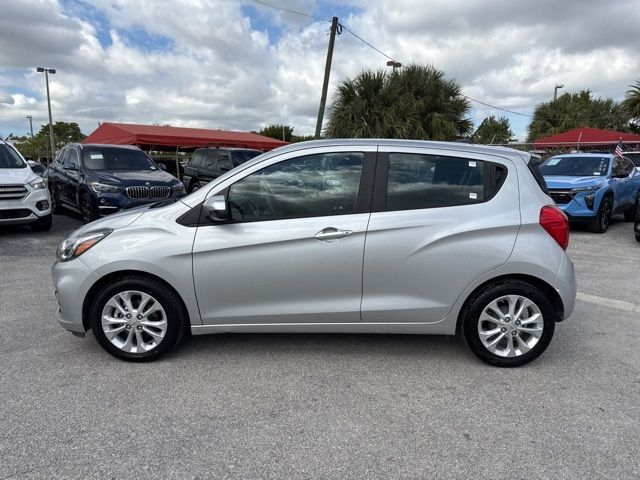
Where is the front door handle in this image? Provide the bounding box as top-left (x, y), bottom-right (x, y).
top-left (315, 227), bottom-right (353, 241)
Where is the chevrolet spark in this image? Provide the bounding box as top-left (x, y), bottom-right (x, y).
top-left (52, 140), bottom-right (576, 367)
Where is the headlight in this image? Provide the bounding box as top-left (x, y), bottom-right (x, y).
top-left (90, 182), bottom-right (122, 193)
top-left (56, 229), bottom-right (112, 262)
top-left (29, 178), bottom-right (46, 190)
top-left (570, 185), bottom-right (601, 194)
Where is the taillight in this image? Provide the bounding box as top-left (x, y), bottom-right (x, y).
top-left (540, 205), bottom-right (569, 250)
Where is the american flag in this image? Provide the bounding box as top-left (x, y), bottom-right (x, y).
top-left (614, 140), bottom-right (624, 157)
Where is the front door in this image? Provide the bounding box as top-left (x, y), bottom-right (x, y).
top-left (192, 147), bottom-right (376, 325)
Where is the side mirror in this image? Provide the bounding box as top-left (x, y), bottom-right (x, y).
top-left (203, 195), bottom-right (229, 222)
top-left (158, 163), bottom-right (167, 171)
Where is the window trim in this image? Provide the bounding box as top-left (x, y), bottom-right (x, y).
top-left (372, 151), bottom-right (508, 213)
top-left (178, 150), bottom-right (377, 227)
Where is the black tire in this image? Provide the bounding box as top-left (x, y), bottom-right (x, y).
top-left (79, 191), bottom-right (97, 224)
top-left (89, 275), bottom-right (188, 362)
top-left (31, 213), bottom-right (52, 231)
top-left (461, 280), bottom-right (557, 368)
top-left (590, 195), bottom-right (612, 233)
top-left (50, 185), bottom-right (63, 214)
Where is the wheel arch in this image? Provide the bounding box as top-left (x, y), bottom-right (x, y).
top-left (81, 269), bottom-right (191, 332)
top-left (456, 273), bottom-right (565, 334)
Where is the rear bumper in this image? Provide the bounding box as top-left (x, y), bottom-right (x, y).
top-left (555, 253), bottom-right (577, 321)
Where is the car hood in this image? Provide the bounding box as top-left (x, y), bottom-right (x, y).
top-left (543, 175), bottom-right (606, 190)
top-left (0, 167), bottom-right (38, 185)
top-left (70, 204), bottom-right (151, 237)
top-left (91, 169), bottom-right (178, 185)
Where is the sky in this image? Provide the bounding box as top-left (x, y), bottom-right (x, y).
top-left (1, 0), bottom-right (639, 141)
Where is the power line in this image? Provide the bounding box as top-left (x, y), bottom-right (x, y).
top-left (249, 0), bottom-right (330, 23)
top-left (340, 25), bottom-right (398, 62)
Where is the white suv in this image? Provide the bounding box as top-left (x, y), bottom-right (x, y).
top-left (0, 140), bottom-right (52, 231)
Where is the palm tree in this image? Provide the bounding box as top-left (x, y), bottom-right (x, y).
top-left (325, 65), bottom-right (471, 140)
top-left (623, 80), bottom-right (640, 121)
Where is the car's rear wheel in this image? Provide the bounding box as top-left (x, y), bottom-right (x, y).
top-left (79, 192), bottom-right (97, 224)
top-left (591, 195), bottom-right (612, 233)
top-left (461, 280), bottom-right (556, 367)
top-left (31, 213), bottom-right (52, 231)
top-left (89, 276), bottom-right (187, 361)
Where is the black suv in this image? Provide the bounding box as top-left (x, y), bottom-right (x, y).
top-left (182, 147), bottom-right (262, 192)
top-left (48, 143), bottom-right (186, 223)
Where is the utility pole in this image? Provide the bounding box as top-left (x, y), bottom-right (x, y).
top-left (315, 16), bottom-right (339, 139)
top-left (37, 67), bottom-right (56, 160)
top-left (26, 115), bottom-right (34, 137)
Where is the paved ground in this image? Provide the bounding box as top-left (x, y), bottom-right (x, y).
top-left (1, 213), bottom-right (639, 479)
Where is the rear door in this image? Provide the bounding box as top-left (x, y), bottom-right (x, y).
top-left (361, 146), bottom-right (520, 323)
top-left (192, 146), bottom-right (376, 325)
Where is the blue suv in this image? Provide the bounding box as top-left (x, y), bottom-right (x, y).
top-left (48, 144), bottom-right (186, 223)
top-left (540, 153), bottom-right (640, 233)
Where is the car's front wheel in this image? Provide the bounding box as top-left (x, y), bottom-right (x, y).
top-left (89, 276), bottom-right (188, 361)
top-left (79, 192), bottom-right (97, 224)
top-left (461, 280), bottom-right (556, 367)
top-left (591, 195), bottom-right (612, 233)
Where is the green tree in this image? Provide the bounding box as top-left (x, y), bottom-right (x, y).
top-left (13, 135), bottom-right (50, 160)
top-left (325, 64), bottom-right (472, 140)
top-left (527, 90), bottom-right (630, 142)
top-left (622, 80), bottom-right (640, 126)
top-left (36, 121), bottom-right (86, 149)
top-left (474, 116), bottom-right (515, 144)
top-left (257, 123), bottom-right (294, 142)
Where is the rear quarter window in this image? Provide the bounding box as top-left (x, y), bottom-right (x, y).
top-left (527, 158), bottom-right (548, 194)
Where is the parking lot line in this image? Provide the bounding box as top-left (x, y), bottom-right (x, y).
top-left (577, 291), bottom-right (640, 314)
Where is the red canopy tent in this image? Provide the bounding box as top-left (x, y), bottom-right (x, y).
top-left (533, 127), bottom-right (640, 147)
top-left (83, 122), bottom-right (288, 151)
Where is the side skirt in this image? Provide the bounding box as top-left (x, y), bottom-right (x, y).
top-left (191, 321), bottom-right (454, 336)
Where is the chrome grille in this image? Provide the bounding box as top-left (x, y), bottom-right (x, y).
top-left (125, 185), bottom-right (171, 199)
top-left (0, 185), bottom-right (28, 200)
top-left (150, 186), bottom-right (170, 198)
top-left (548, 190), bottom-right (574, 205)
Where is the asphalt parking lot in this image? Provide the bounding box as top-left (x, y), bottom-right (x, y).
top-left (1, 213), bottom-right (639, 479)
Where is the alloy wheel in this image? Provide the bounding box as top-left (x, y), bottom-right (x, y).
top-left (101, 290), bottom-right (168, 353)
top-left (600, 199), bottom-right (611, 231)
top-left (477, 295), bottom-right (544, 358)
top-left (80, 195), bottom-right (93, 223)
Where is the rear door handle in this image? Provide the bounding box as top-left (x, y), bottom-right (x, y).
top-left (315, 227), bottom-right (353, 241)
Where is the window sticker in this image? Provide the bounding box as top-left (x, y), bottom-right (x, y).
top-left (90, 152), bottom-right (104, 160)
top-left (546, 158), bottom-right (561, 165)
top-left (469, 192), bottom-right (478, 199)
top-left (593, 172), bottom-right (601, 176)
top-left (468, 161), bottom-right (476, 167)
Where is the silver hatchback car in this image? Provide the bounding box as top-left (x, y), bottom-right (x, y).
top-left (52, 140), bottom-right (576, 367)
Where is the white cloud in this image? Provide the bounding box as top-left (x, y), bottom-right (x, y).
top-left (1, 0), bottom-right (639, 141)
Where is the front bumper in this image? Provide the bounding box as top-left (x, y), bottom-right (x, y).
top-left (0, 187), bottom-right (51, 225)
top-left (52, 258), bottom-right (96, 334)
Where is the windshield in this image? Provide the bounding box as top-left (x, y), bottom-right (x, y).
top-left (0, 144), bottom-right (27, 169)
top-left (82, 147), bottom-right (157, 171)
top-left (231, 150), bottom-right (262, 167)
top-left (540, 156), bottom-right (610, 177)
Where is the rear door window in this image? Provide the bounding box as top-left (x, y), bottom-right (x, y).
top-left (202, 150), bottom-right (217, 170)
top-left (190, 150), bottom-right (204, 167)
top-left (385, 153), bottom-right (485, 210)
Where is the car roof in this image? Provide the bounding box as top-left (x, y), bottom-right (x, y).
top-left (265, 139), bottom-right (531, 162)
top-left (549, 152), bottom-right (614, 158)
top-left (66, 143), bottom-right (142, 150)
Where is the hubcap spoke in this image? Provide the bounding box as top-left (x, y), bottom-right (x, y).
top-left (478, 294), bottom-right (544, 358)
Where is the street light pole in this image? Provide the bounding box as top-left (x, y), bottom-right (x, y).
top-left (554, 83), bottom-right (564, 101)
top-left (26, 115), bottom-right (34, 137)
top-left (37, 67), bottom-right (56, 160)
top-left (386, 60), bottom-right (402, 72)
